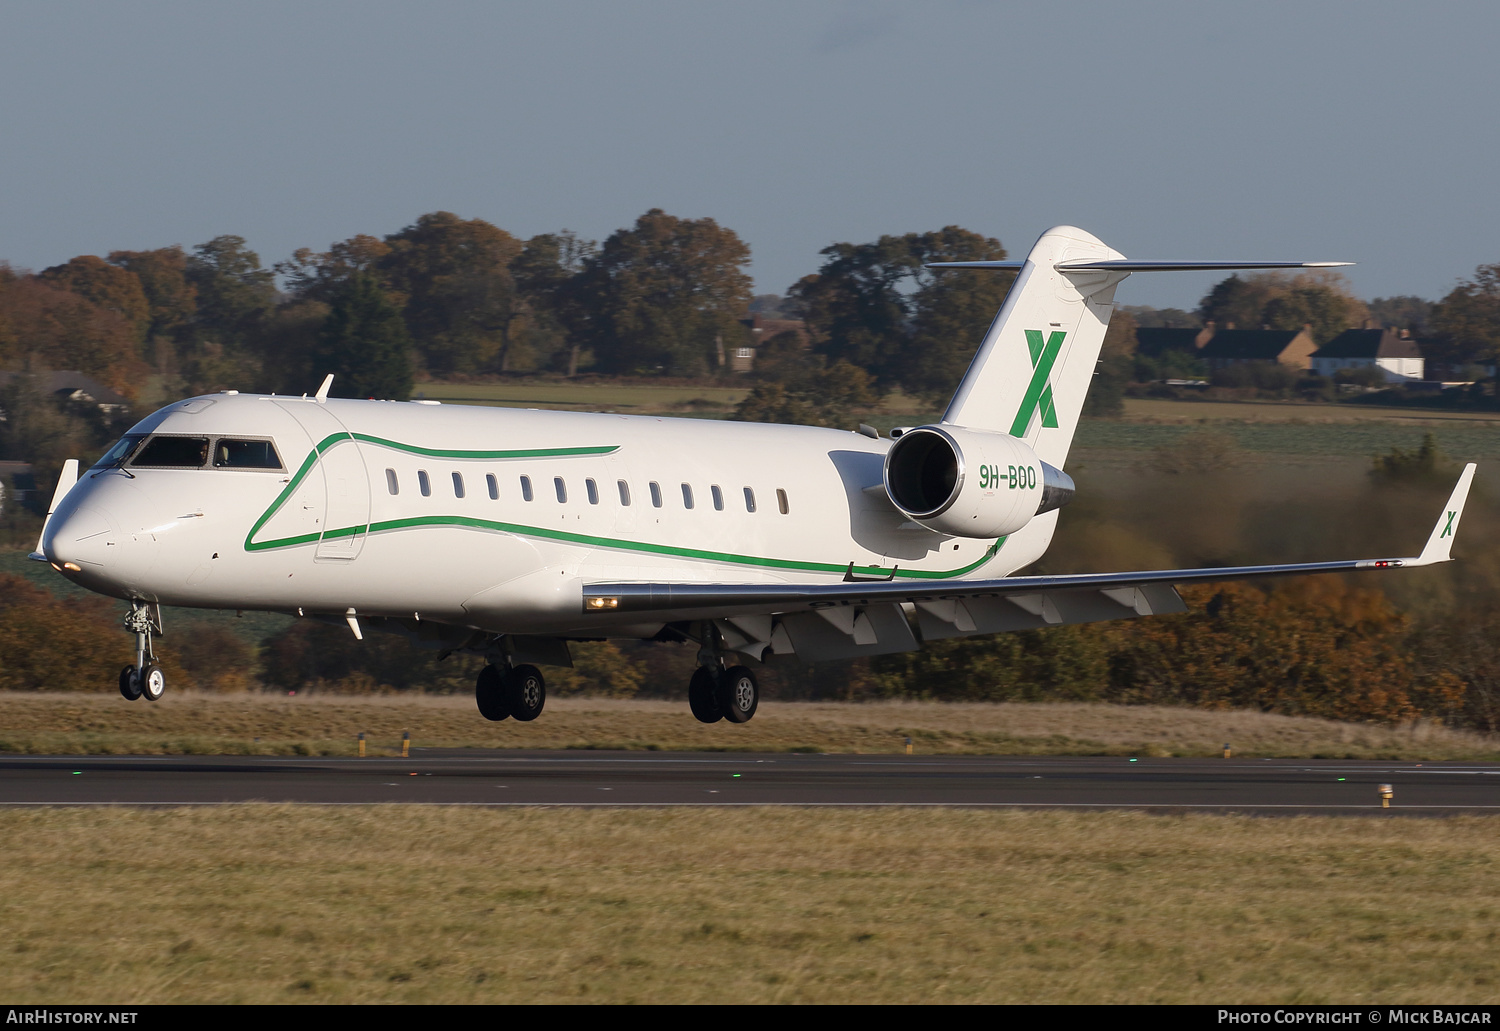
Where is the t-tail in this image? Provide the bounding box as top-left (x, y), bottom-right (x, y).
top-left (931, 225), bottom-right (1352, 469)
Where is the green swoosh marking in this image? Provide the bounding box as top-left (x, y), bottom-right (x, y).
top-left (352, 433), bottom-right (617, 461)
top-left (245, 434), bottom-right (619, 552)
top-left (244, 434), bottom-right (1006, 580)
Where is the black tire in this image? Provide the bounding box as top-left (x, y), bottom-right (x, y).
top-left (688, 666), bottom-right (724, 724)
top-left (475, 665), bottom-right (510, 721)
top-left (719, 665), bottom-right (759, 724)
top-left (503, 664), bottom-right (546, 722)
top-left (118, 666), bottom-right (142, 701)
top-left (139, 663), bottom-right (165, 702)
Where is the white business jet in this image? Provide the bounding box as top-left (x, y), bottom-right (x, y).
top-left (34, 226), bottom-right (1474, 724)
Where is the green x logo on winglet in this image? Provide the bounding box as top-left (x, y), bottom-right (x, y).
top-left (1010, 330), bottom-right (1065, 438)
top-left (1442, 511), bottom-right (1457, 538)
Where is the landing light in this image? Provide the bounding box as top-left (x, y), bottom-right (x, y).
top-left (62, 562), bottom-right (81, 573)
top-left (586, 596), bottom-right (619, 610)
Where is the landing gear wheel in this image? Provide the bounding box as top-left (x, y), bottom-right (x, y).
top-left (119, 666), bottom-right (143, 701)
top-left (139, 664), bottom-right (165, 702)
top-left (503, 664), bottom-right (546, 722)
top-left (719, 665), bottom-right (759, 724)
top-left (688, 666), bottom-right (725, 724)
top-left (475, 665), bottom-right (510, 721)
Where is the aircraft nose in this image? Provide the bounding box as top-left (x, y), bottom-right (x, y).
top-left (43, 482), bottom-right (162, 591)
top-left (45, 504), bottom-right (118, 570)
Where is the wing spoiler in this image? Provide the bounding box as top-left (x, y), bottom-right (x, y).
top-left (582, 465), bottom-right (1475, 619)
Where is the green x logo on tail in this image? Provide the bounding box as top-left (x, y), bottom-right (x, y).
top-left (1009, 330), bottom-right (1066, 438)
top-left (1441, 511), bottom-right (1457, 538)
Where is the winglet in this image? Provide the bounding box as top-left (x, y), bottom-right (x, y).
top-left (1413, 463), bottom-right (1476, 566)
top-left (314, 374), bottom-right (334, 402)
top-left (29, 458), bottom-right (79, 562)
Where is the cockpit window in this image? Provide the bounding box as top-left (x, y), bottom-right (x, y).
top-left (213, 438), bottom-right (282, 470)
top-left (133, 436), bottom-right (210, 468)
top-left (91, 435), bottom-right (145, 469)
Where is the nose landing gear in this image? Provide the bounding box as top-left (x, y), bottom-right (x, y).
top-left (118, 602), bottom-right (164, 702)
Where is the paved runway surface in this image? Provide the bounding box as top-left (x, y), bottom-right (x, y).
top-left (2, 752), bottom-right (1499, 812)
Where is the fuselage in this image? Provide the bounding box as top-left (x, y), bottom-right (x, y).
top-left (43, 393), bottom-right (1050, 638)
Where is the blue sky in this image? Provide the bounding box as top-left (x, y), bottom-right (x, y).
top-left (3, 1), bottom-right (1497, 310)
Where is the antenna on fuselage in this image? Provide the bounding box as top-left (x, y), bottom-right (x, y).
top-left (314, 374), bottom-right (334, 403)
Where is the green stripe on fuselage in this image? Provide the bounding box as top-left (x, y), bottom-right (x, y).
top-left (244, 434), bottom-right (1005, 579)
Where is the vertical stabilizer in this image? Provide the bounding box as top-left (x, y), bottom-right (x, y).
top-left (940, 226), bottom-right (1127, 468)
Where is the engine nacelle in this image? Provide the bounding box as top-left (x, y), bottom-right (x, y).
top-left (882, 425), bottom-right (1075, 538)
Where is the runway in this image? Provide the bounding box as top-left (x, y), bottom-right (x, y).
top-left (2, 752), bottom-right (1499, 812)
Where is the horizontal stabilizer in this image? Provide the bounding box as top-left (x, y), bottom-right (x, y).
top-left (1055, 260), bottom-right (1353, 272)
top-left (925, 260), bottom-right (1353, 272)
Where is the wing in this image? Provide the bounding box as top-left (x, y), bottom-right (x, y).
top-left (581, 466), bottom-right (1475, 660)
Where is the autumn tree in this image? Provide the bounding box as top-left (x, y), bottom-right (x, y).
top-left (791, 226), bottom-right (1011, 399)
top-left (1102, 580), bottom-right (1461, 723)
top-left (732, 358), bottom-right (877, 428)
top-left (0, 271), bottom-right (146, 398)
top-left (1428, 263), bottom-right (1500, 366)
top-left (871, 579), bottom-right (1461, 724)
top-left (902, 227), bottom-right (1013, 403)
top-left (168, 235), bottom-right (278, 392)
top-left (1367, 295), bottom-right (1433, 334)
top-left (184, 235), bottom-right (276, 348)
top-left (1198, 271), bottom-right (1364, 344)
top-left (38, 256), bottom-right (150, 345)
top-left (312, 273), bottom-right (413, 400)
top-left (0, 574), bottom-right (130, 691)
top-left (275, 234), bottom-right (393, 304)
top-left (789, 236), bottom-right (920, 382)
top-left (0, 372), bottom-right (96, 494)
top-left (510, 230), bottom-right (596, 373)
top-left (380, 212), bottom-right (522, 377)
top-left (571, 209), bottom-right (752, 376)
top-left (107, 246), bottom-right (199, 375)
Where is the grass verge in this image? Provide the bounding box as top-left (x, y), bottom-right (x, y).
top-left (2, 694), bottom-right (1496, 760)
top-left (1, 806), bottom-right (1496, 1004)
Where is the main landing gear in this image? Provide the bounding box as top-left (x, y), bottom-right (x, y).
top-left (686, 621), bottom-right (761, 724)
top-left (688, 657), bottom-right (760, 725)
top-left (475, 663), bottom-right (546, 722)
top-left (118, 602), bottom-right (165, 702)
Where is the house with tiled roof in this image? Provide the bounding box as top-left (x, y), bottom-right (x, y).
top-left (1310, 328), bottom-right (1424, 383)
top-left (1134, 321), bottom-right (1316, 370)
top-left (0, 370), bottom-right (131, 412)
top-left (1198, 327), bottom-right (1317, 370)
top-left (731, 315), bottom-right (808, 373)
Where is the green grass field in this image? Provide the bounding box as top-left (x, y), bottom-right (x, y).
top-left (3, 693), bottom-right (1495, 761)
top-left (3, 806), bottom-right (1496, 1004)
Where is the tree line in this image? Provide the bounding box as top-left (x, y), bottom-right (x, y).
top-left (0, 573), bottom-right (1492, 732)
top-left (7, 209), bottom-right (1500, 420)
top-left (0, 210), bottom-right (1017, 411)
